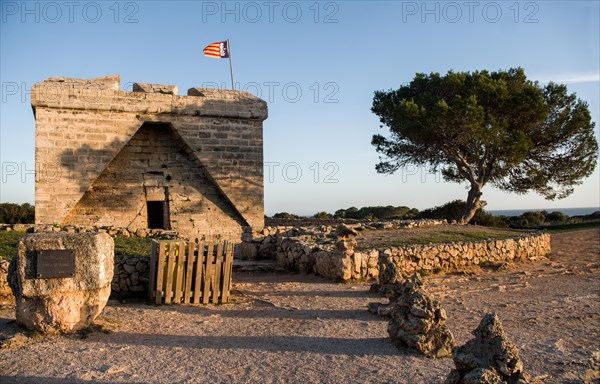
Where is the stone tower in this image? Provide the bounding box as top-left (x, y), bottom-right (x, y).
top-left (31, 75), bottom-right (267, 241)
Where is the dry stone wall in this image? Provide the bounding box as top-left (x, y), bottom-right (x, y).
top-left (249, 224), bottom-right (551, 281)
top-left (112, 257), bottom-right (150, 297)
top-left (375, 233), bottom-right (551, 278)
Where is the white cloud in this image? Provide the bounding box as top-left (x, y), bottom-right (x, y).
top-left (533, 72), bottom-right (600, 84)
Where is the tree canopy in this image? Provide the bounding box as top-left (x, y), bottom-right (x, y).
top-left (0, 203), bottom-right (35, 224)
top-left (334, 205), bottom-right (417, 220)
top-left (371, 68), bottom-right (598, 223)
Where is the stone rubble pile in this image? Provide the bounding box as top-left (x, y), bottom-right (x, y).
top-left (369, 254), bottom-right (406, 298)
top-left (446, 313), bottom-right (539, 384)
top-left (381, 273), bottom-right (455, 358)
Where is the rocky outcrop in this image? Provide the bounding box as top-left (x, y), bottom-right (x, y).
top-left (384, 273), bottom-right (454, 358)
top-left (446, 313), bottom-right (536, 384)
top-left (8, 232), bottom-right (114, 333)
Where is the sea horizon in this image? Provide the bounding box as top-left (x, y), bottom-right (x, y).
top-left (489, 207), bottom-right (600, 217)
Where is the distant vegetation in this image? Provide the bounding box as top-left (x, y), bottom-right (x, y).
top-left (272, 212), bottom-right (302, 220)
top-left (268, 200), bottom-right (599, 230)
top-left (333, 205), bottom-right (418, 220)
top-left (268, 205), bottom-right (420, 223)
top-left (411, 200), bottom-right (599, 229)
top-left (0, 203), bottom-right (34, 224)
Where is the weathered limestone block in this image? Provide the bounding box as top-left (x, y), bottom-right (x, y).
top-left (0, 260), bottom-right (15, 304)
top-left (314, 251), bottom-right (352, 280)
top-left (8, 232), bottom-right (114, 333)
top-left (446, 313), bottom-right (536, 384)
top-left (335, 224), bottom-right (358, 239)
top-left (385, 273), bottom-right (454, 358)
top-left (336, 239), bottom-right (357, 252)
top-left (133, 82), bottom-right (178, 95)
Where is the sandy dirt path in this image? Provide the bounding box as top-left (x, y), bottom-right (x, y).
top-left (1, 228), bottom-right (598, 383)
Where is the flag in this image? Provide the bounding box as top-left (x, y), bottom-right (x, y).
top-left (203, 41), bottom-right (229, 59)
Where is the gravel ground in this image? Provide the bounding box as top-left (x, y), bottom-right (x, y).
top-left (0, 228), bottom-right (598, 384)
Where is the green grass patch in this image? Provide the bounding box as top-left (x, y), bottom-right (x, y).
top-left (537, 221), bottom-right (600, 232)
top-left (114, 236), bottom-right (153, 260)
top-left (357, 229), bottom-right (525, 250)
top-left (0, 231), bottom-right (26, 261)
top-left (406, 230), bottom-right (520, 244)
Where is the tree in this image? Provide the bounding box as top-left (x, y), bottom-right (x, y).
top-left (333, 205), bottom-right (417, 220)
top-left (545, 211), bottom-right (568, 223)
top-left (0, 203), bottom-right (35, 224)
top-left (272, 212), bottom-right (300, 220)
top-left (371, 68), bottom-right (598, 224)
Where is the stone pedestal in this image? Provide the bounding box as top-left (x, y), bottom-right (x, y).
top-left (8, 232), bottom-right (114, 333)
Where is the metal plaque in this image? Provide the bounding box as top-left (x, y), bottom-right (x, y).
top-left (36, 250), bottom-right (75, 279)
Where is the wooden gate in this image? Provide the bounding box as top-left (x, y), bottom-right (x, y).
top-left (149, 240), bottom-right (234, 305)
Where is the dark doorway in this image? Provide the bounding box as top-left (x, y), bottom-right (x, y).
top-left (147, 201), bottom-right (166, 229)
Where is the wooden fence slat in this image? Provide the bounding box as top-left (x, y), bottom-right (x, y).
top-left (152, 239), bottom-right (234, 305)
top-left (221, 243), bottom-right (233, 303)
top-left (174, 242), bottom-right (186, 304)
top-left (149, 240), bottom-right (158, 300)
top-left (184, 241), bottom-right (195, 304)
top-left (164, 242), bottom-right (176, 304)
top-left (193, 240), bottom-right (204, 304)
top-left (154, 241), bottom-right (167, 304)
top-left (212, 242), bottom-right (224, 304)
top-left (203, 243), bottom-right (215, 304)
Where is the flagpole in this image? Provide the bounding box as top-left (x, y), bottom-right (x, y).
top-left (227, 39), bottom-right (235, 91)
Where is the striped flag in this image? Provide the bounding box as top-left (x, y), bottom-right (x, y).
top-left (203, 41), bottom-right (229, 59)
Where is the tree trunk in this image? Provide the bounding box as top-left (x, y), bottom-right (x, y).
top-left (458, 183), bottom-right (486, 224)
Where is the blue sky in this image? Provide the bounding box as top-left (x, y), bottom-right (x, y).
top-left (1, 0), bottom-right (599, 216)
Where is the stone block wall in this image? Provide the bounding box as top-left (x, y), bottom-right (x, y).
top-left (374, 233), bottom-right (551, 278)
top-left (32, 75), bottom-right (267, 241)
top-left (269, 229), bottom-right (551, 281)
top-left (112, 257), bottom-right (150, 297)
